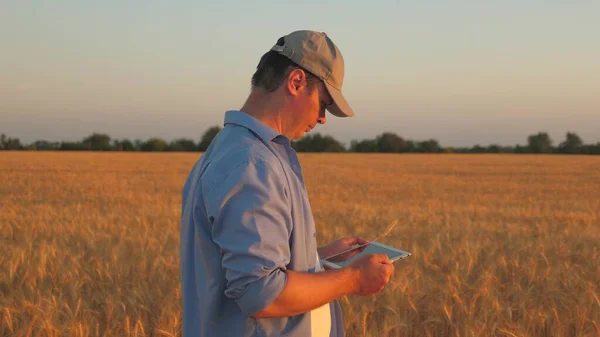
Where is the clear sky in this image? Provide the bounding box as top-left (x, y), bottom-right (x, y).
top-left (1, 1), bottom-right (599, 147)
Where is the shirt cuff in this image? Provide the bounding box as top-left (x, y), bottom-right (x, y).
top-left (235, 268), bottom-right (288, 316)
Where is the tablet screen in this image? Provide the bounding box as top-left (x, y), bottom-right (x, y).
top-left (323, 242), bottom-right (411, 269)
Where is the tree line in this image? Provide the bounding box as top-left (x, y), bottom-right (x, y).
top-left (1, 128), bottom-right (599, 154)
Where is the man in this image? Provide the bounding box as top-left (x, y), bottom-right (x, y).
top-left (180, 30), bottom-right (394, 337)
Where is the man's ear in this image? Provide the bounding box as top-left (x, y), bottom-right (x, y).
top-left (287, 68), bottom-right (306, 96)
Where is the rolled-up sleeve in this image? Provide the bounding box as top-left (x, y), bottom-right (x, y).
top-left (202, 158), bottom-right (292, 316)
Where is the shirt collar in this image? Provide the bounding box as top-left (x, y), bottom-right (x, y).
top-left (223, 110), bottom-right (285, 143)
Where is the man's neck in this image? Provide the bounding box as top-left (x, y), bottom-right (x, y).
top-left (240, 89), bottom-right (288, 137)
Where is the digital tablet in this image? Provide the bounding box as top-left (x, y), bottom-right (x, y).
top-left (320, 242), bottom-right (411, 269)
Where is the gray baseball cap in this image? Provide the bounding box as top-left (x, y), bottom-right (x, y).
top-left (270, 30), bottom-right (355, 118)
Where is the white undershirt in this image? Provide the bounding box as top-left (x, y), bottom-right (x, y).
top-left (310, 254), bottom-right (331, 337)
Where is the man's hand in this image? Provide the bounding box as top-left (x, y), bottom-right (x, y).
top-left (348, 253), bottom-right (394, 296)
top-left (318, 236), bottom-right (370, 262)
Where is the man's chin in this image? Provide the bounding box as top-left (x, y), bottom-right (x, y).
top-left (291, 131), bottom-right (307, 140)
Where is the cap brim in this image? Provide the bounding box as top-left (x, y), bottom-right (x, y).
top-left (324, 82), bottom-right (355, 117)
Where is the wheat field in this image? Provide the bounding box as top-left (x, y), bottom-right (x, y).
top-left (1, 152), bottom-right (599, 337)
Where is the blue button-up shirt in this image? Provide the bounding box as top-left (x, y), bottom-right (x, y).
top-left (180, 110), bottom-right (345, 337)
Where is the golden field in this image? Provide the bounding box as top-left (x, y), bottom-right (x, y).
top-left (1, 152), bottom-right (599, 337)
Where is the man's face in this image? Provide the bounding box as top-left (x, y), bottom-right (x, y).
top-left (289, 76), bottom-right (333, 140)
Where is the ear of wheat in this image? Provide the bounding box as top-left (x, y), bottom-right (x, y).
top-left (368, 218), bottom-right (400, 243)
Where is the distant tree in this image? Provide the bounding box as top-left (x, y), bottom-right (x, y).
top-left (443, 147), bottom-right (455, 153)
top-left (120, 139), bottom-right (135, 151)
top-left (60, 141), bottom-right (87, 151)
top-left (0, 133), bottom-right (24, 150)
top-left (583, 142), bottom-right (600, 155)
top-left (406, 140), bottom-right (417, 153)
top-left (487, 144), bottom-right (502, 153)
top-left (169, 138), bottom-right (198, 152)
top-left (527, 132), bottom-right (553, 154)
top-left (133, 139), bottom-right (143, 151)
top-left (31, 140), bottom-right (60, 151)
top-left (417, 139), bottom-right (442, 153)
top-left (112, 139), bottom-right (136, 151)
top-left (451, 147), bottom-right (470, 154)
top-left (513, 144), bottom-right (529, 154)
top-left (375, 132), bottom-right (408, 153)
top-left (557, 132), bottom-right (583, 154)
top-left (470, 144), bottom-right (486, 153)
top-left (292, 133), bottom-right (345, 152)
top-left (350, 139), bottom-right (377, 152)
top-left (198, 126), bottom-right (222, 152)
top-left (2, 137), bottom-right (24, 150)
top-left (141, 138), bottom-right (167, 151)
top-left (83, 133), bottom-right (112, 151)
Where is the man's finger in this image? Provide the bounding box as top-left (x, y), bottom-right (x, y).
top-left (355, 237), bottom-right (370, 245)
top-left (376, 253), bottom-right (392, 264)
